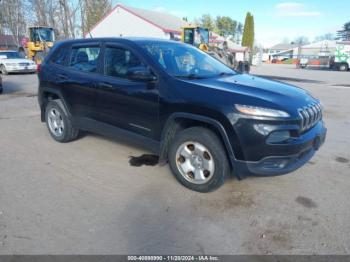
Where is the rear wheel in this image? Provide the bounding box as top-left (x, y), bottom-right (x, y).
top-left (168, 127), bottom-right (230, 192)
top-left (45, 100), bottom-right (79, 143)
top-left (338, 63), bottom-right (349, 72)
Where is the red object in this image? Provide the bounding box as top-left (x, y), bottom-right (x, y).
top-left (37, 63), bottom-right (41, 73)
top-left (21, 37), bottom-right (29, 47)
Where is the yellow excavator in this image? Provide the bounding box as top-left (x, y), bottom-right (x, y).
top-left (181, 25), bottom-right (237, 69)
top-left (181, 26), bottom-right (210, 52)
top-left (181, 25), bottom-right (250, 72)
top-left (25, 26), bottom-right (55, 64)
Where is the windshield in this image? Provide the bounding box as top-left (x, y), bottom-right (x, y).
top-left (0, 52), bottom-right (21, 59)
top-left (195, 28), bottom-right (209, 46)
top-left (140, 41), bottom-right (235, 79)
top-left (30, 28), bottom-right (54, 42)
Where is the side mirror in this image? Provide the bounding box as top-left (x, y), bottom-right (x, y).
top-left (127, 67), bottom-right (157, 82)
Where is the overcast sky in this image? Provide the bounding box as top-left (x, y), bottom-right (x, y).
top-left (115, 0), bottom-right (350, 47)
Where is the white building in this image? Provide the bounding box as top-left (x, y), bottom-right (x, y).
top-left (86, 4), bottom-right (249, 63)
top-left (85, 4), bottom-right (188, 40)
top-left (269, 40), bottom-right (337, 60)
top-left (268, 43), bottom-right (299, 60)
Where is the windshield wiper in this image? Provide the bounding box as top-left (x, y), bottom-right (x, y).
top-left (174, 74), bottom-right (206, 79)
top-left (218, 72), bottom-right (235, 77)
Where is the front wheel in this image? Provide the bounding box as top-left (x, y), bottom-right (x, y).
top-left (45, 100), bottom-right (79, 143)
top-left (168, 127), bottom-right (230, 192)
top-left (0, 65), bottom-right (8, 75)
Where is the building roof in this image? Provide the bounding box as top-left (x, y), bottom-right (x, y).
top-left (88, 4), bottom-right (188, 36)
top-left (0, 35), bottom-right (20, 48)
top-left (270, 43), bottom-right (299, 50)
top-left (122, 5), bottom-right (188, 33)
top-left (298, 40), bottom-right (336, 49)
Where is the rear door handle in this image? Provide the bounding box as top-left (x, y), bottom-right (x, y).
top-left (57, 74), bottom-right (68, 80)
top-left (55, 74), bottom-right (68, 84)
top-left (98, 82), bottom-right (114, 91)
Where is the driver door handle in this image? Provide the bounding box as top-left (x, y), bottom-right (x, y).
top-left (57, 74), bottom-right (68, 80)
top-left (97, 82), bottom-right (114, 91)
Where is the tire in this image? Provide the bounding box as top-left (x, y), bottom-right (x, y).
top-left (45, 99), bottom-right (79, 143)
top-left (0, 65), bottom-right (8, 75)
top-left (0, 87), bottom-right (2, 94)
top-left (168, 127), bottom-right (230, 192)
top-left (338, 63), bottom-right (349, 72)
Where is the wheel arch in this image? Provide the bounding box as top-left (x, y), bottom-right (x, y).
top-left (40, 87), bottom-right (71, 122)
top-left (159, 112), bottom-right (243, 179)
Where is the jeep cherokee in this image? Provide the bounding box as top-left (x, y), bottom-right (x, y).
top-left (38, 38), bottom-right (327, 192)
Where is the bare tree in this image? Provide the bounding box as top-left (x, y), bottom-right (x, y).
top-left (23, 0), bottom-right (82, 40)
top-left (0, 0), bottom-right (27, 45)
top-left (1, 0), bottom-right (111, 42)
top-left (83, 0), bottom-right (111, 35)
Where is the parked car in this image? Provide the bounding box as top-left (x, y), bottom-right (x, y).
top-left (0, 50), bottom-right (37, 74)
top-left (0, 74), bottom-right (2, 94)
top-left (38, 38), bottom-right (327, 192)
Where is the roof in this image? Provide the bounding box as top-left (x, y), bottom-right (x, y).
top-left (87, 4), bottom-right (188, 36)
top-left (298, 40), bottom-right (336, 49)
top-left (271, 49), bottom-right (294, 57)
top-left (0, 35), bottom-right (21, 48)
top-left (209, 32), bottom-right (248, 52)
top-left (122, 5), bottom-right (188, 33)
top-left (57, 37), bottom-right (177, 45)
top-left (270, 43), bottom-right (299, 50)
top-left (51, 37), bottom-right (185, 50)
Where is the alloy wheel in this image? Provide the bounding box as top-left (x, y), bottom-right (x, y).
top-left (175, 141), bottom-right (215, 184)
top-left (47, 108), bottom-right (65, 137)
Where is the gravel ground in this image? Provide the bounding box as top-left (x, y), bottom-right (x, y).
top-left (0, 65), bottom-right (349, 255)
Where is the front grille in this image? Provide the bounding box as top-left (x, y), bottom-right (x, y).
top-left (19, 63), bottom-right (29, 66)
top-left (298, 102), bottom-right (322, 132)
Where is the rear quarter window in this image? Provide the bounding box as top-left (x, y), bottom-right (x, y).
top-left (50, 46), bottom-right (69, 65)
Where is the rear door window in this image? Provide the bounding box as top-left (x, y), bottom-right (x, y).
top-left (104, 46), bottom-right (146, 79)
top-left (51, 46), bottom-right (68, 65)
top-left (69, 46), bottom-right (100, 73)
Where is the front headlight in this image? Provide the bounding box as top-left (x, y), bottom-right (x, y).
top-left (5, 63), bottom-right (16, 66)
top-left (235, 104), bottom-right (290, 118)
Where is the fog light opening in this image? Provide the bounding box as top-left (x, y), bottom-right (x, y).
top-left (266, 130), bottom-right (291, 144)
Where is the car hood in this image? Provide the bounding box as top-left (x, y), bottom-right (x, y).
top-left (0, 58), bottom-right (34, 64)
top-left (183, 73), bottom-right (317, 111)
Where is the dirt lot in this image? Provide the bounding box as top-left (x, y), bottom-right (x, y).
top-left (0, 64), bottom-right (349, 255)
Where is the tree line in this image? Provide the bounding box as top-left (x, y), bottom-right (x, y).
top-left (192, 12), bottom-right (255, 49)
top-left (193, 14), bottom-right (244, 44)
top-left (0, 0), bottom-right (112, 45)
top-left (1, 0), bottom-right (257, 49)
top-left (337, 21), bottom-right (350, 41)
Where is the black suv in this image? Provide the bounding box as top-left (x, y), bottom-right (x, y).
top-left (38, 38), bottom-right (326, 192)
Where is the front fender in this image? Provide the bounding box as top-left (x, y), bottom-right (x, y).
top-left (159, 112), bottom-right (243, 179)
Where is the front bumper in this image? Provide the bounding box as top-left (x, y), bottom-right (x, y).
top-left (6, 66), bottom-right (36, 73)
top-left (231, 119), bottom-right (327, 178)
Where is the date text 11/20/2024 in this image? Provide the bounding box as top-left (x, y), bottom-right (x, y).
top-left (127, 255), bottom-right (220, 261)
